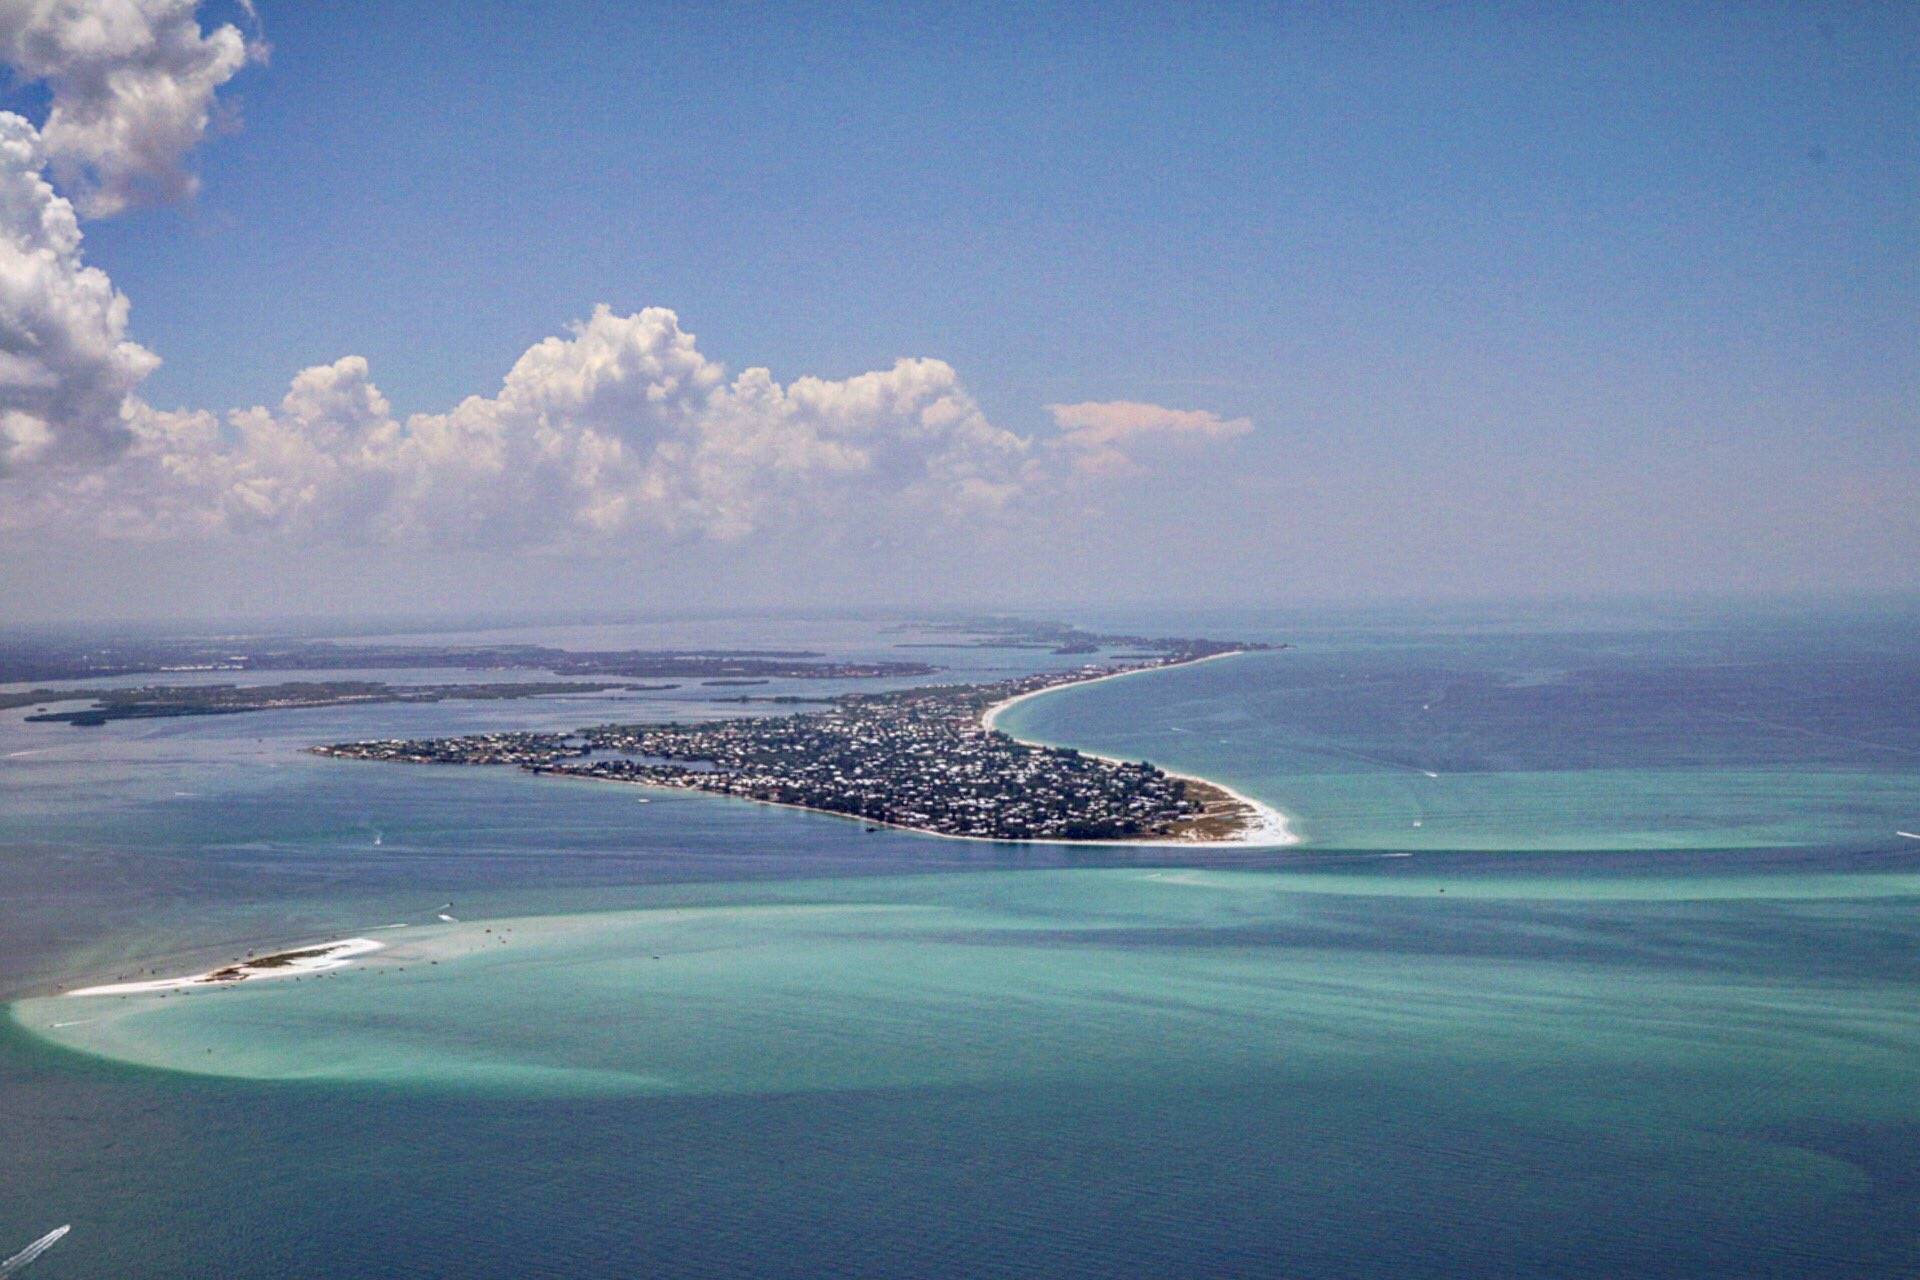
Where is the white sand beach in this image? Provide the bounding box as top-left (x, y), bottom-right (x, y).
top-left (982, 653), bottom-right (1299, 848)
top-left (66, 938), bottom-right (386, 997)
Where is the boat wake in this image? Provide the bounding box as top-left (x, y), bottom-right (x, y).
top-left (0, 1225), bottom-right (69, 1275)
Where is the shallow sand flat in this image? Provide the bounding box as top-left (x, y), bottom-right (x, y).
top-left (15, 867), bottom-right (1920, 1113)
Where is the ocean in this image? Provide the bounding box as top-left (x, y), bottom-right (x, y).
top-left (2, 601), bottom-right (1916, 1277)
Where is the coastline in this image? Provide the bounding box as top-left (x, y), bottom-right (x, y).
top-left (979, 649), bottom-right (1245, 733)
top-left (316, 648), bottom-right (1301, 851)
top-left (561, 650), bottom-right (1300, 849)
top-left (981, 652), bottom-right (1299, 848)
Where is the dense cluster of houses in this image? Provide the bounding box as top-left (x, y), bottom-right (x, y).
top-left (315, 639), bottom-right (1262, 842)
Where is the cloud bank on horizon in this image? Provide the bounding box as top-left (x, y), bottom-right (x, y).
top-left (0, 0), bottom-right (1247, 550)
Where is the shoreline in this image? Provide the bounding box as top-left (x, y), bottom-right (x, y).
top-left (552, 650), bottom-right (1298, 849)
top-left (979, 649), bottom-right (1246, 734)
top-left (982, 652), bottom-right (1300, 848)
top-left (65, 937), bottom-right (385, 997)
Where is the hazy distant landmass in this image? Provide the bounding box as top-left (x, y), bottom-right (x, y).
top-left (5, 681), bottom-right (644, 727)
top-left (0, 637), bottom-right (937, 685)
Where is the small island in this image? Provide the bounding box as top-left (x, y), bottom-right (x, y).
top-left (313, 636), bottom-right (1294, 846)
top-left (66, 938), bottom-right (386, 996)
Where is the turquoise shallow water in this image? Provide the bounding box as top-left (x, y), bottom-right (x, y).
top-left (18, 867), bottom-right (1920, 1109)
top-left (3, 604), bottom-right (1918, 1277)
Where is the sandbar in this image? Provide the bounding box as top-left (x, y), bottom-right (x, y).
top-left (66, 937), bottom-right (385, 996)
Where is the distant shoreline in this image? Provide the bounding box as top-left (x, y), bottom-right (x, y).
top-left (980, 648), bottom-right (1242, 732)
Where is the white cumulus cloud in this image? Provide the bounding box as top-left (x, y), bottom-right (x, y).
top-left (22, 306), bottom-right (1042, 547)
top-left (0, 5), bottom-right (1239, 551)
top-left (366, 307), bottom-right (1035, 547)
top-left (0, 0), bottom-right (256, 477)
top-left (0, 0), bottom-right (258, 217)
top-left (0, 110), bottom-right (157, 475)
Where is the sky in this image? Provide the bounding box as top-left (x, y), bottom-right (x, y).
top-left (0, 0), bottom-right (1914, 624)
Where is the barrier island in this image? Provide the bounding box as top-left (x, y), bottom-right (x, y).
top-left (315, 636), bottom-right (1294, 846)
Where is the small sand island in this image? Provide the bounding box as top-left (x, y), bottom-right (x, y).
top-left (66, 938), bottom-right (384, 996)
top-left (314, 634), bottom-right (1296, 846)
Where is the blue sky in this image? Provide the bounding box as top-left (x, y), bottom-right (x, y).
top-left (2, 1), bottom-right (1915, 620)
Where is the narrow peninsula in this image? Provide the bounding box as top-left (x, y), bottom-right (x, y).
top-left (314, 635), bottom-right (1294, 846)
